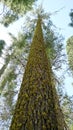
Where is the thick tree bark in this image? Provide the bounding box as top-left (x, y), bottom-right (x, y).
top-left (10, 16), bottom-right (66, 130)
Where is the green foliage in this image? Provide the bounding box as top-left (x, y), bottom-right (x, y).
top-left (66, 36), bottom-right (73, 71)
top-left (0, 40), bottom-right (5, 56)
top-left (12, 33), bottom-right (27, 49)
top-left (0, 33), bottom-right (28, 92)
top-left (0, 53), bottom-right (11, 77)
top-left (43, 24), bottom-right (64, 70)
top-left (69, 9), bottom-right (73, 27)
top-left (61, 94), bottom-right (73, 129)
top-left (1, 11), bottom-right (19, 27)
top-left (3, 0), bottom-right (37, 14)
top-left (70, 124), bottom-right (73, 130)
top-left (0, 0), bottom-right (37, 26)
top-left (0, 66), bottom-right (17, 93)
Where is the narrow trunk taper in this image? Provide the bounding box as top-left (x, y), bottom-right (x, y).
top-left (10, 16), bottom-right (66, 130)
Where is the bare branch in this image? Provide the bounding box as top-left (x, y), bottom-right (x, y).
top-left (49, 6), bottom-right (65, 16)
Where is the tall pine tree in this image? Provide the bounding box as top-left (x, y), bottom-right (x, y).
top-left (9, 16), bottom-right (66, 130)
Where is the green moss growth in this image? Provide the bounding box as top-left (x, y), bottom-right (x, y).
top-left (10, 16), bottom-right (66, 130)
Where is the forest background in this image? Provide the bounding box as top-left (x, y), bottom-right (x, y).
top-left (0, 0), bottom-right (73, 130)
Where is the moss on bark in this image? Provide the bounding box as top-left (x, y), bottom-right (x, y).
top-left (10, 17), bottom-right (66, 130)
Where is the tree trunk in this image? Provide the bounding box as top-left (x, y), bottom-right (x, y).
top-left (10, 16), bottom-right (67, 130)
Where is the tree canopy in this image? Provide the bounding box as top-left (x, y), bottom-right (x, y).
top-left (66, 36), bottom-right (73, 71)
top-left (0, 0), bottom-right (37, 26)
top-left (69, 9), bottom-right (73, 27)
top-left (1, 0), bottom-right (37, 14)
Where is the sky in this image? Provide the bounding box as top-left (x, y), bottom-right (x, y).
top-left (38, 0), bottom-right (73, 40)
top-left (0, 0), bottom-right (73, 96)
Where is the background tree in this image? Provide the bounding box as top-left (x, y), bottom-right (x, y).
top-left (0, 0), bottom-right (37, 26)
top-left (66, 13), bottom-right (73, 129)
top-left (0, 40), bottom-right (6, 56)
top-left (66, 36), bottom-right (73, 72)
top-left (69, 9), bottom-right (73, 27)
top-left (0, 33), bottom-right (29, 129)
top-left (57, 83), bottom-right (73, 130)
top-left (66, 36), bottom-right (73, 130)
top-left (62, 94), bottom-right (73, 130)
